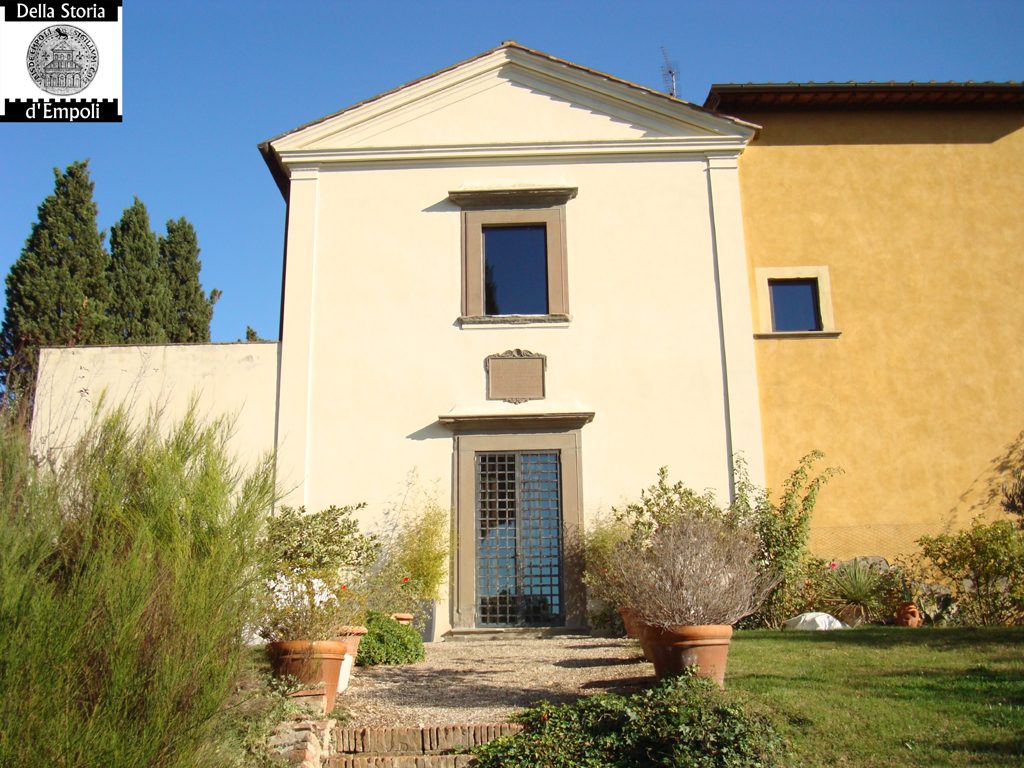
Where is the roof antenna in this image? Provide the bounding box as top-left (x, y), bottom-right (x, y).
top-left (661, 47), bottom-right (678, 98)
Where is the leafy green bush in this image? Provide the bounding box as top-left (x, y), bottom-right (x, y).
top-left (473, 674), bottom-right (784, 768)
top-left (580, 516), bottom-right (631, 631)
top-left (918, 519), bottom-right (1024, 626)
top-left (613, 466), bottom-right (720, 542)
top-left (732, 452), bottom-right (842, 627)
top-left (0, 408), bottom-right (276, 768)
top-left (355, 611), bottom-right (425, 666)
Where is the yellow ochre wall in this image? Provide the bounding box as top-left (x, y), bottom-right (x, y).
top-left (736, 109), bottom-right (1024, 559)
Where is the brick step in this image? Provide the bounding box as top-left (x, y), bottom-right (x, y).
top-left (331, 724), bottom-right (522, 766)
top-left (329, 755), bottom-right (476, 767)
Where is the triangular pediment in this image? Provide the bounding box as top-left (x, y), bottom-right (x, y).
top-left (268, 44), bottom-right (755, 156)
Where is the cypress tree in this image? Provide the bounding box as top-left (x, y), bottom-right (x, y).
top-left (108, 198), bottom-right (171, 343)
top-left (159, 217), bottom-right (219, 343)
top-left (1, 160), bottom-right (111, 400)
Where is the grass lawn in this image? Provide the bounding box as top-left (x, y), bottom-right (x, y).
top-left (726, 627), bottom-right (1024, 767)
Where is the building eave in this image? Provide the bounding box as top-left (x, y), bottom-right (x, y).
top-left (704, 81), bottom-right (1024, 112)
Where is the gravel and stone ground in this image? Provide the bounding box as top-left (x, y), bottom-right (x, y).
top-left (341, 635), bottom-right (655, 726)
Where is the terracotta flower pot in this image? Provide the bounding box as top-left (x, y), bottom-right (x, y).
top-left (617, 607), bottom-right (640, 638)
top-left (331, 625), bottom-right (369, 658)
top-left (894, 602), bottom-right (923, 627)
top-left (267, 640), bottom-right (347, 714)
top-left (619, 607), bottom-right (655, 662)
top-left (638, 624), bottom-right (733, 686)
top-left (390, 612), bottom-right (414, 626)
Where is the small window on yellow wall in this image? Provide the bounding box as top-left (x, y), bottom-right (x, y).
top-left (768, 278), bottom-right (822, 332)
top-left (755, 266), bottom-right (839, 337)
top-left (448, 187), bottom-right (576, 324)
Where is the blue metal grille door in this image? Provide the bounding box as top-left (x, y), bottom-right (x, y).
top-left (476, 451), bottom-right (563, 626)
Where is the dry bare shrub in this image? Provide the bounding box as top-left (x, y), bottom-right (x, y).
top-left (613, 515), bottom-right (777, 627)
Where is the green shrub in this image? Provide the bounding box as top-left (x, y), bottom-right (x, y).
top-left (918, 518), bottom-right (1024, 626)
top-left (355, 611), bottom-right (425, 666)
top-left (580, 516), bottom-right (631, 631)
top-left (473, 674), bottom-right (784, 768)
top-left (732, 452), bottom-right (842, 627)
top-left (0, 408), bottom-right (276, 768)
top-left (390, 498), bottom-right (450, 604)
top-left (613, 466), bottom-right (720, 542)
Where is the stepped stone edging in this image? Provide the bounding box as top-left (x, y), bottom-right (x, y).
top-left (336, 723), bottom-right (523, 755)
top-left (271, 718), bottom-right (337, 768)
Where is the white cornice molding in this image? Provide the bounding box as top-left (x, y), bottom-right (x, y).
top-left (277, 137), bottom-right (746, 167)
top-left (704, 153), bottom-right (740, 171)
top-left (287, 165), bottom-right (320, 181)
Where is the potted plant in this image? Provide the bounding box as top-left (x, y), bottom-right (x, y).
top-left (258, 504), bottom-right (378, 713)
top-left (822, 558), bottom-right (884, 627)
top-left (611, 513), bottom-right (775, 686)
top-left (367, 491), bottom-right (450, 636)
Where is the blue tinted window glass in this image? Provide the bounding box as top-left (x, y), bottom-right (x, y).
top-left (769, 279), bottom-right (822, 332)
top-left (483, 225), bottom-right (548, 315)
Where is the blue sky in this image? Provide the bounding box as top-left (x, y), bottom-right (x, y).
top-left (2, 0), bottom-right (1022, 342)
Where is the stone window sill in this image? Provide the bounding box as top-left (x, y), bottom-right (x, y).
top-left (753, 330), bottom-right (842, 339)
top-left (459, 314), bottom-right (570, 328)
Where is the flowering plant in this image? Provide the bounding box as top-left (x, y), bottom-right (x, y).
top-left (257, 504), bottom-right (379, 642)
top-left (366, 484), bottom-right (450, 616)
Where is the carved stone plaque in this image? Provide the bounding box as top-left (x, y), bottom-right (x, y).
top-left (485, 349), bottom-right (546, 404)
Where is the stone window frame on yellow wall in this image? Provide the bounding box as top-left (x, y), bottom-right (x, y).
top-left (448, 187), bottom-right (577, 327)
top-left (754, 265), bottom-right (841, 338)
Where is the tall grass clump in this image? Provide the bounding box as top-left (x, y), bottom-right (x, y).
top-left (0, 407), bottom-right (275, 768)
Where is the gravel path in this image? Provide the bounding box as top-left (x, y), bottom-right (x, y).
top-left (341, 636), bottom-right (655, 726)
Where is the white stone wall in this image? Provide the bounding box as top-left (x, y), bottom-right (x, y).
top-left (31, 342), bottom-right (279, 470)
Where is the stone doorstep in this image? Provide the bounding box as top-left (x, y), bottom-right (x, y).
top-left (335, 724), bottom-right (524, 756)
top-left (443, 627), bottom-right (589, 642)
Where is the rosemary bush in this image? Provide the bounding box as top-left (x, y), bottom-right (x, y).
top-left (0, 408), bottom-right (276, 768)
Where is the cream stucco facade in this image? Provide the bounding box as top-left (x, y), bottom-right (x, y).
top-left (34, 49), bottom-right (1024, 633)
top-left (31, 44), bottom-right (767, 637)
top-left (264, 44), bottom-right (765, 634)
top-left (34, 48), bottom-right (1024, 633)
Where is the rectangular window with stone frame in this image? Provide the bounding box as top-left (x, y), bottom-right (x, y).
top-left (449, 187), bottom-right (575, 325)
